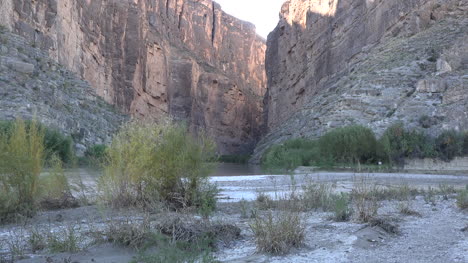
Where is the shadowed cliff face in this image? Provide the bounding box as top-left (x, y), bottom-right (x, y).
top-left (255, 0), bottom-right (468, 161)
top-left (0, 0), bottom-right (266, 154)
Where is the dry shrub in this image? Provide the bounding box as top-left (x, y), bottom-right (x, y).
top-left (28, 227), bottom-right (47, 253)
top-left (104, 218), bottom-right (152, 249)
top-left (0, 118), bottom-right (44, 221)
top-left (398, 201), bottom-right (422, 217)
top-left (457, 187), bottom-right (468, 210)
top-left (250, 211), bottom-right (305, 254)
top-left (98, 120), bottom-right (216, 211)
top-left (352, 178), bottom-right (380, 223)
top-left (300, 183), bottom-right (334, 211)
top-left (255, 182), bottom-right (336, 212)
top-left (255, 192), bottom-right (275, 210)
top-left (368, 217), bottom-right (400, 235)
top-left (158, 217), bottom-right (241, 248)
top-left (102, 215), bottom-right (240, 251)
top-left (423, 186), bottom-right (437, 205)
top-left (47, 226), bottom-right (81, 253)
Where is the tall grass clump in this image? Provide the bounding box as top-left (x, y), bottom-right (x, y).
top-left (99, 120), bottom-right (217, 211)
top-left (351, 178), bottom-right (380, 223)
top-left (250, 211), bottom-right (305, 254)
top-left (333, 193), bottom-right (353, 222)
top-left (0, 118), bottom-right (44, 221)
top-left (300, 183), bottom-right (334, 211)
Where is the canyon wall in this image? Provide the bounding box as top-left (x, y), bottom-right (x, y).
top-left (255, 0), bottom-right (467, 160)
top-left (0, 0), bottom-right (266, 154)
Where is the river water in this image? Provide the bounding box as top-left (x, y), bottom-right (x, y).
top-left (210, 164), bottom-right (468, 202)
top-left (61, 164), bottom-right (468, 203)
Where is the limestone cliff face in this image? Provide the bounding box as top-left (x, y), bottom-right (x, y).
top-left (0, 0), bottom-right (266, 154)
top-left (255, 0), bottom-right (467, 160)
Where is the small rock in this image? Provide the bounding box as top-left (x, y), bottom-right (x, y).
top-left (7, 59), bottom-right (35, 73)
top-left (436, 59), bottom-right (452, 74)
top-left (55, 213), bottom-right (64, 222)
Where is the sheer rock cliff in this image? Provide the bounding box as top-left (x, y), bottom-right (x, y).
top-left (254, 0), bottom-right (467, 161)
top-left (0, 0), bottom-right (267, 154)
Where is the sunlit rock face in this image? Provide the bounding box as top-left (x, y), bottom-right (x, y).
top-left (0, 0), bottom-right (267, 154)
top-left (255, 0), bottom-right (467, 161)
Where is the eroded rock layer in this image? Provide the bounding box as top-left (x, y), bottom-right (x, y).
top-left (0, 0), bottom-right (266, 154)
top-left (0, 31), bottom-right (127, 155)
top-left (254, 0), bottom-right (467, 160)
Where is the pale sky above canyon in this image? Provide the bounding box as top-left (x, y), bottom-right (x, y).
top-left (215, 0), bottom-right (286, 39)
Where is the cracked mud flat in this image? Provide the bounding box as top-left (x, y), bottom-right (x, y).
top-left (1, 167), bottom-right (467, 263)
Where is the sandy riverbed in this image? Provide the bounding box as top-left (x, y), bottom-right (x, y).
top-left (1, 168), bottom-right (467, 263)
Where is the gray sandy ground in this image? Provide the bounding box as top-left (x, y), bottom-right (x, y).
top-left (1, 170), bottom-right (467, 263)
top-left (215, 198), bottom-right (467, 263)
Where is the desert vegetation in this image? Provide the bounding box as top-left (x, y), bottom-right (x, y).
top-left (262, 123), bottom-right (468, 171)
top-left (0, 119), bottom-right (229, 262)
top-left (0, 120), bottom-right (74, 165)
top-left (0, 118), bottom-right (45, 221)
top-left (98, 120), bottom-right (217, 212)
top-left (1, 119), bottom-right (467, 262)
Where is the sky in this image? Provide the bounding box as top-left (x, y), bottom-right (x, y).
top-left (215, 0), bottom-right (286, 39)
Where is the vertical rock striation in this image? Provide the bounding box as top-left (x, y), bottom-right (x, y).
top-left (0, 0), bottom-right (267, 154)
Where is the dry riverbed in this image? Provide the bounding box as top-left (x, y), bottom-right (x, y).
top-left (1, 168), bottom-right (467, 263)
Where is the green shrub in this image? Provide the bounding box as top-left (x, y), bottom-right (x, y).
top-left (262, 123), bottom-right (468, 171)
top-left (0, 118), bottom-right (44, 221)
top-left (379, 123), bottom-right (436, 165)
top-left (44, 128), bottom-right (74, 164)
top-left (261, 138), bottom-right (319, 171)
top-left (0, 120), bottom-right (74, 164)
top-left (319, 125), bottom-right (378, 166)
top-left (462, 132), bottom-right (468, 155)
top-left (435, 130), bottom-right (464, 161)
top-left (83, 144), bottom-right (108, 166)
top-left (99, 120), bottom-right (217, 210)
top-left (261, 144), bottom-right (303, 171)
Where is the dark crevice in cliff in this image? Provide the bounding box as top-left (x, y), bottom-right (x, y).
top-left (166, 0), bottom-right (170, 17)
top-left (211, 3), bottom-right (216, 45)
top-left (178, 2), bottom-right (185, 30)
